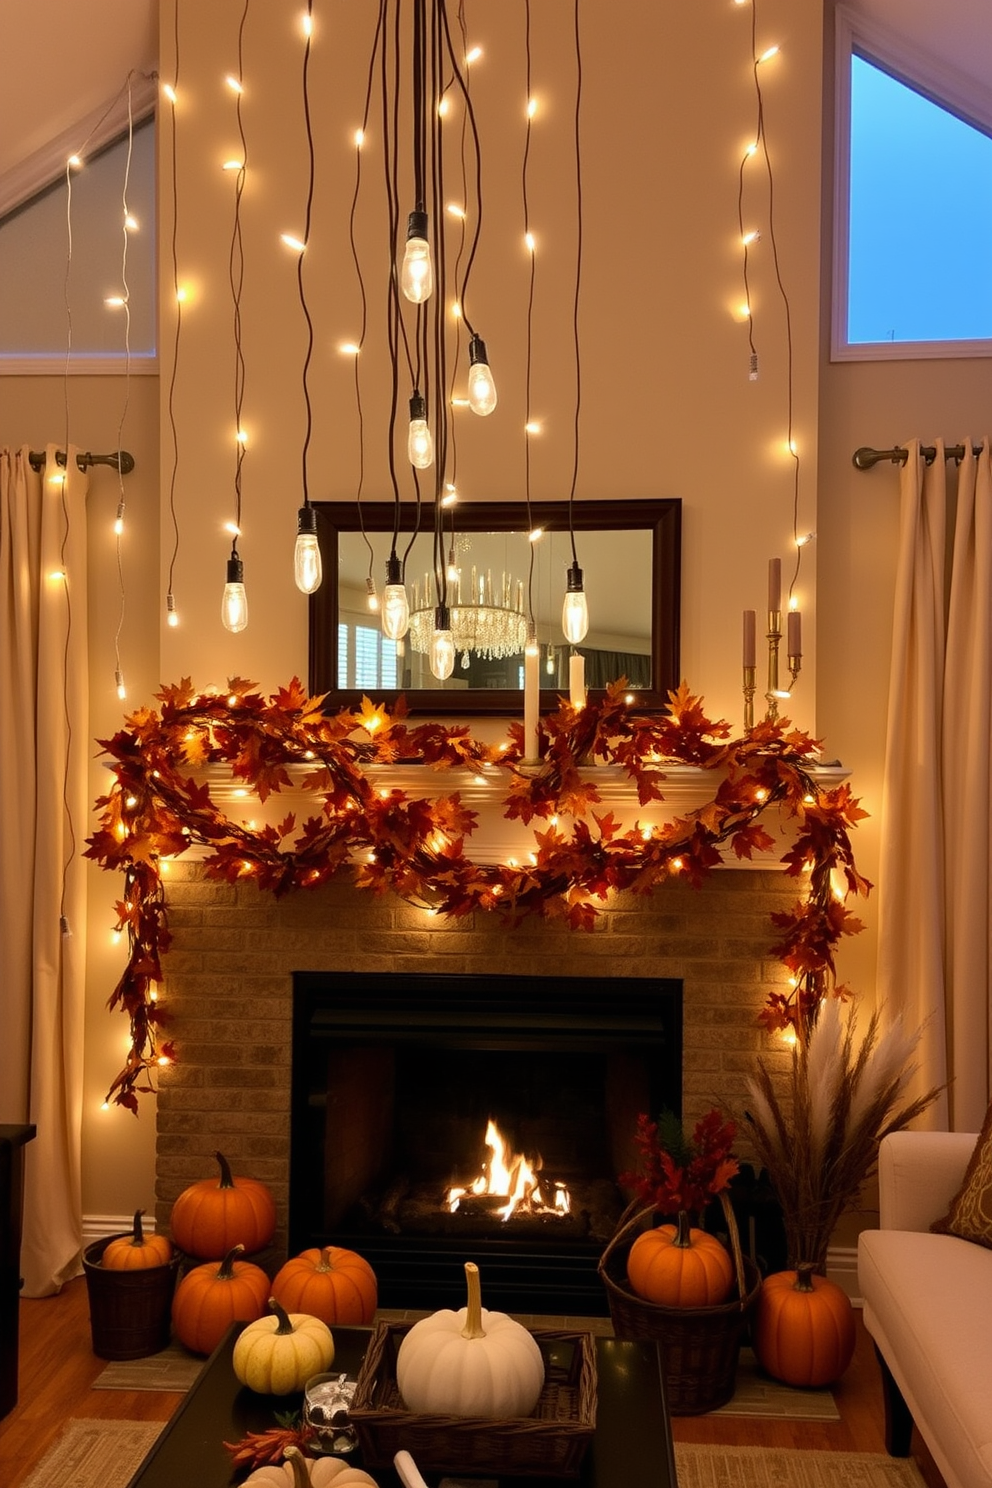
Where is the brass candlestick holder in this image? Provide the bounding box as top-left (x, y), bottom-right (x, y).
top-left (743, 608), bottom-right (802, 731)
top-left (743, 665), bottom-right (756, 732)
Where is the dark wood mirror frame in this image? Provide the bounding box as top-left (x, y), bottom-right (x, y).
top-left (308, 497), bottom-right (681, 715)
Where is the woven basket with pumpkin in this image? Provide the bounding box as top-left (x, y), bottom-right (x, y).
top-left (598, 1108), bottom-right (759, 1414)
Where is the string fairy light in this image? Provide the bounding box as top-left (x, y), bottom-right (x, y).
top-left (561, 0), bottom-right (588, 662)
top-left (521, 0), bottom-right (541, 761)
top-left (54, 149), bottom-right (79, 940)
top-left (344, 22), bottom-right (380, 614)
top-left (164, 6), bottom-right (183, 629)
top-left (735, 0), bottom-right (806, 596)
top-left (221, 1), bottom-right (250, 633)
top-left (289, 0), bottom-right (323, 596)
top-left (735, 0), bottom-right (806, 727)
top-left (55, 87), bottom-right (142, 935)
top-left (110, 77), bottom-right (136, 701)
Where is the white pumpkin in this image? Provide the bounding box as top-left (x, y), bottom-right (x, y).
top-left (395, 1261), bottom-right (545, 1419)
top-left (245, 1447), bottom-right (378, 1488)
top-left (233, 1296), bottom-right (335, 1396)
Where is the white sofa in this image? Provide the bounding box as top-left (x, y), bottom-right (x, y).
top-left (858, 1130), bottom-right (992, 1488)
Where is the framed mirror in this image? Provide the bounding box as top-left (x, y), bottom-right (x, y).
top-left (309, 498), bottom-right (680, 715)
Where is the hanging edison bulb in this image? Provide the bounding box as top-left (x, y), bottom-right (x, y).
top-left (562, 559), bottom-right (589, 644)
top-left (222, 549), bottom-right (248, 632)
top-left (401, 210), bottom-right (434, 303)
top-left (293, 506), bottom-right (322, 593)
top-left (429, 603), bottom-right (455, 680)
top-left (466, 334), bottom-right (497, 415)
top-left (407, 391), bottom-right (433, 468)
top-left (381, 554), bottom-right (410, 640)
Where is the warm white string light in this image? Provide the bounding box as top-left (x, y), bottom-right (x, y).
top-left (735, 1), bottom-right (806, 722)
top-left (164, 29), bottom-right (184, 623)
top-left (222, 2), bottom-right (251, 633)
top-left (561, 0), bottom-right (588, 648)
top-left (289, 0), bottom-right (324, 597)
top-left (110, 77), bottom-right (136, 702)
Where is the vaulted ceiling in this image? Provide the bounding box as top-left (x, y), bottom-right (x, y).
top-left (0, 0), bottom-right (157, 213)
top-left (0, 2), bottom-right (988, 219)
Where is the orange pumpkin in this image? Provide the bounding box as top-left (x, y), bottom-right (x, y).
top-left (170, 1151), bottom-right (276, 1260)
top-left (171, 1243), bottom-right (270, 1355)
top-left (271, 1246), bottom-right (377, 1326)
top-left (752, 1264), bottom-right (856, 1387)
top-left (102, 1210), bottom-right (174, 1270)
top-left (626, 1210), bottom-right (734, 1307)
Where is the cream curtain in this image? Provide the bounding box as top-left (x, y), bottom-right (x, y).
top-left (877, 437), bottom-right (992, 1131)
top-left (0, 444), bottom-right (88, 1296)
top-left (942, 439), bottom-right (992, 1129)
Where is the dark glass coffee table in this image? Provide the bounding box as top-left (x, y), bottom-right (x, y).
top-left (125, 1325), bottom-right (677, 1488)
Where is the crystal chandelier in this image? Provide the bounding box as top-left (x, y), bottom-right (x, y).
top-left (408, 567), bottom-right (528, 667)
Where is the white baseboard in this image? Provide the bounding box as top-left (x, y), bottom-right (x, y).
top-left (82, 1213), bottom-right (158, 1243)
top-left (826, 1244), bottom-right (862, 1305)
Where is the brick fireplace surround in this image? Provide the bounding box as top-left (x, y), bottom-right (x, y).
top-left (152, 863), bottom-right (798, 1248)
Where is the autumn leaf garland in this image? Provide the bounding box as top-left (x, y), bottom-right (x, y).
top-left (86, 676), bottom-right (871, 1111)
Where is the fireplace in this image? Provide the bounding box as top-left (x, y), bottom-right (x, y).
top-left (289, 971), bottom-right (682, 1315)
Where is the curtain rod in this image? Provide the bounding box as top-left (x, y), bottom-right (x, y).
top-left (28, 448), bottom-right (135, 475)
top-left (853, 443), bottom-right (982, 470)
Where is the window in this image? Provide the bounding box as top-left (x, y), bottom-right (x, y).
top-left (337, 623), bottom-right (399, 690)
top-left (833, 9), bottom-right (992, 360)
top-left (0, 119), bottom-right (156, 369)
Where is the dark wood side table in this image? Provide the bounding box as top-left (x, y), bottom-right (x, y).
top-left (0, 1123), bottom-right (36, 1420)
top-left (126, 1325), bottom-right (678, 1488)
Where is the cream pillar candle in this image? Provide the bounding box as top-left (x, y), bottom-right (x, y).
top-left (768, 557), bottom-right (781, 616)
top-left (569, 652), bottom-right (586, 708)
top-left (787, 607), bottom-right (802, 658)
top-left (524, 641), bottom-right (540, 762)
top-left (743, 610), bottom-right (756, 668)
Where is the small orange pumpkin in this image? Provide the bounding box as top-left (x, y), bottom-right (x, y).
top-left (271, 1246), bottom-right (377, 1326)
top-left (102, 1210), bottom-right (173, 1270)
top-left (626, 1210), bottom-right (734, 1307)
top-left (171, 1243), bottom-right (271, 1355)
top-left (752, 1264), bottom-right (856, 1387)
top-left (170, 1150), bottom-right (276, 1260)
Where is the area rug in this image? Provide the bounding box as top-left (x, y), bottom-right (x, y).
top-left (92, 1339), bottom-right (204, 1392)
top-left (674, 1445), bottom-right (928, 1488)
top-left (21, 1419), bottom-right (162, 1488)
top-left (713, 1349), bottom-right (840, 1421)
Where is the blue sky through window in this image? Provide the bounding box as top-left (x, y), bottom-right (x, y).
top-left (848, 54), bottom-right (992, 344)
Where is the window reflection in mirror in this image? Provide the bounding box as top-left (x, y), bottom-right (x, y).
top-left (310, 500), bottom-right (680, 714)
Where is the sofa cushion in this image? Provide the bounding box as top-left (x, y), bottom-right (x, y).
top-left (931, 1100), bottom-right (992, 1248)
top-left (859, 1228), bottom-right (992, 1488)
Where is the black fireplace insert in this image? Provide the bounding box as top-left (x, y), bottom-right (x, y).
top-left (290, 971), bottom-right (682, 1314)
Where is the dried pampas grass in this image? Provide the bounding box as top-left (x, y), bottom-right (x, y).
top-left (744, 999), bottom-right (941, 1271)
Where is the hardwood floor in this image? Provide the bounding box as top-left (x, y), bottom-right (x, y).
top-left (0, 1280), bottom-right (946, 1488)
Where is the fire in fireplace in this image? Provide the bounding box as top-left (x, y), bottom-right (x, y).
top-left (446, 1117), bottom-right (572, 1220)
top-left (290, 971), bottom-right (682, 1314)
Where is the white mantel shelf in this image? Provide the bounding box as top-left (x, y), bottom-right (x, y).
top-left (184, 760), bottom-right (850, 869)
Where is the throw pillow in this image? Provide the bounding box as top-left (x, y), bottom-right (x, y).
top-left (931, 1101), bottom-right (992, 1247)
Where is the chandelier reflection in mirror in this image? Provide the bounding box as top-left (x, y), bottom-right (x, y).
top-left (303, 0), bottom-right (587, 682)
top-left (408, 562), bottom-right (528, 669)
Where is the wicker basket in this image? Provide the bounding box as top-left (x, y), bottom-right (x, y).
top-left (350, 1321), bottom-right (596, 1477)
top-left (597, 1192), bottom-right (760, 1415)
top-left (82, 1236), bottom-right (180, 1360)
